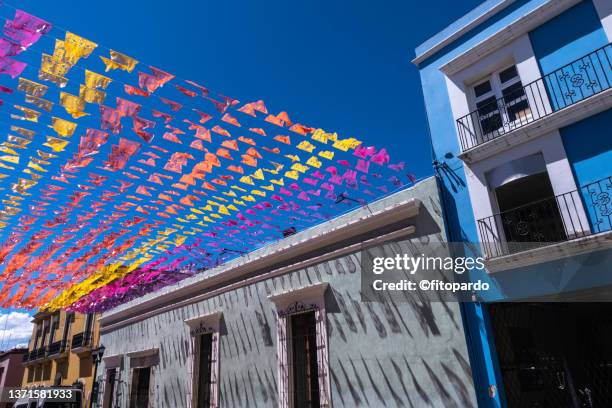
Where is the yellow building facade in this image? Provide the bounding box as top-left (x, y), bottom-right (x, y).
top-left (21, 311), bottom-right (100, 406)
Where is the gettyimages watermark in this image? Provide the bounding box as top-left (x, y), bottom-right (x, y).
top-left (371, 253), bottom-right (489, 293)
top-left (361, 242), bottom-right (490, 302)
top-left (360, 241), bottom-right (612, 303)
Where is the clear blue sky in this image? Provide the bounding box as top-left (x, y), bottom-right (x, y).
top-left (0, 0), bottom-right (483, 349)
top-left (17, 0), bottom-right (481, 180)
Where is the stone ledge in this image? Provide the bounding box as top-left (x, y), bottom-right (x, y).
top-left (485, 230), bottom-right (612, 273)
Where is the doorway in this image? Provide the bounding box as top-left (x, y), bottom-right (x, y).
top-left (103, 368), bottom-right (117, 408)
top-left (494, 172), bottom-right (567, 251)
top-left (196, 333), bottom-right (213, 408)
top-left (488, 303), bottom-right (612, 407)
top-left (290, 311), bottom-right (320, 408)
top-left (129, 367), bottom-right (151, 408)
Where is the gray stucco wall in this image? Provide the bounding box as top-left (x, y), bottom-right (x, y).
top-left (97, 177), bottom-right (477, 407)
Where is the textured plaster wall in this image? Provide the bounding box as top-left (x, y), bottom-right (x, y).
top-left (97, 177), bottom-right (477, 408)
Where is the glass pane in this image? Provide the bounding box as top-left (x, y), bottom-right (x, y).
top-left (499, 65), bottom-right (519, 83)
top-left (476, 96), bottom-right (503, 135)
top-left (503, 82), bottom-right (531, 122)
top-left (502, 81), bottom-right (526, 103)
top-left (474, 80), bottom-right (492, 98)
top-left (476, 96), bottom-right (499, 115)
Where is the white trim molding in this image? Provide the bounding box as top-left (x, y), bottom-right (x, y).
top-left (126, 348), bottom-right (159, 359)
top-left (184, 311), bottom-right (222, 408)
top-left (101, 355), bottom-right (123, 408)
top-left (593, 0), bottom-right (612, 41)
top-left (269, 282), bottom-right (332, 408)
top-left (445, 33), bottom-right (544, 156)
top-left (485, 230), bottom-right (612, 272)
top-left (102, 354), bottom-right (124, 369)
top-left (441, 0), bottom-right (581, 76)
top-left (412, 0), bottom-right (518, 66)
top-left (126, 348), bottom-right (159, 408)
top-left (100, 193), bottom-right (421, 330)
top-left (100, 225), bottom-right (416, 334)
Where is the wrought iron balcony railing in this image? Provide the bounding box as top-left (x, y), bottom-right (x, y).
top-left (583, 176), bottom-right (612, 234)
top-left (47, 340), bottom-right (67, 356)
top-left (457, 43), bottom-right (612, 151)
top-left (71, 331), bottom-right (91, 349)
top-left (478, 176), bottom-right (612, 258)
top-left (28, 347), bottom-right (46, 361)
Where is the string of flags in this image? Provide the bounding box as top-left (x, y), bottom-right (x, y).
top-left (0, 5), bottom-right (416, 312)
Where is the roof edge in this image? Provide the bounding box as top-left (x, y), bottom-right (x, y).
top-left (413, 0), bottom-right (517, 66)
top-left (99, 179), bottom-right (437, 328)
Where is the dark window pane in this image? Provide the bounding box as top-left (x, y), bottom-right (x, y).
top-left (104, 369), bottom-right (116, 408)
top-left (197, 333), bottom-right (213, 408)
top-left (476, 96), bottom-right (499, 115)
top-left (502, 82), bottom-right (530, 122)
top-left (129, 367), bottom-right (151, 408)
top-left (499, 65), bottom-right (519, 83)
top-left (474, 80), bottom-right (492, 98)
top-left (502, 81), bottom-right (526, 102)
top-left (291, 311), bottom-right (320, 408)
top-left (476, 96), bottom-right (503, 135)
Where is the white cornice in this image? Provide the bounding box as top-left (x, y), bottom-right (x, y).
top-left (412, 0), bottom-right (518, 66)
top-left (99, 191), bottom-right (422, 331)
top-left (485, 230), bottom-right (612, 273)
top-left (184, 311), bottom-right (222, 328)
top-left (102, 354), bottom-right (124, 368)
top-left (100, 224), bottom-right (417, 333)
top-left (268, 282), bottom-right (329, 305)
top-left (126, 348), bottom-right (159, 358)
top-left (440, 0), bottom-right (581, 75)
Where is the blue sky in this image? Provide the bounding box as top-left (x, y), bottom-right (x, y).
top-left (18, 0), bottom-right (482, 179)
top-left (1, 0), bottom-right (482, 348)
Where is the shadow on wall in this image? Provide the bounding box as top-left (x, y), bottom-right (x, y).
top-left (327, 353), bottom-right (475, 408)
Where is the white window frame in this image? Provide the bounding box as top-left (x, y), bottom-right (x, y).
top-left (184, 311), bottom-right (222, 408)
top-left (269, 282), bottom-right (331, 408)
top-left (445, 34), bottom-right (548, 152)
top-left (101, 354), bottom-right (123, 408)
top-left (470, 64), bottom-right (534, 136)
top-left (472, 75), bottom-right (496, 106)
top-left (126, 349), bottom-right (159, 408)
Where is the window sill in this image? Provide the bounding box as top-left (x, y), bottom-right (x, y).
top-left (484, 229), bottom-right (612, 273)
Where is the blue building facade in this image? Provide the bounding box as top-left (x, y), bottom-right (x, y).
top-left (414, 0), bottom-right (612, 406)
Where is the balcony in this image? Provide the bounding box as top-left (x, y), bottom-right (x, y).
top-left (478, 176), bottom-right (612, 263)
top-left (457, 43), bottom-right (612, 158)
top-left (47, 340), bottom-right (68, 358)
top-left (71, 331), bottom-right (92, 353)
top-left (24, 347), bottom-right (47, 362)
